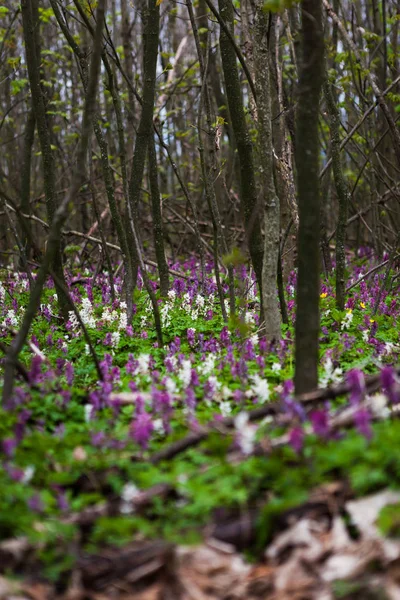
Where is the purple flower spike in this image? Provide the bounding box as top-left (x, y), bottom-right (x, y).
top-left (354, 408), bottom-right (372, 440)
top-left (65, 362), bottom-right (74, 386)
top-left (381, 366), bottom-right (400, 404)
top-left (289, 427), bottom-right (304, 453)
top-left (130, 412), bottom-right (154, 449)
top-left (27, 493), bottom-right (44, 513)
top-left (2, 437), bottom-right (17, 457)
top-left (310, 409), bottom-right (330, 439)
top-left (347, 369), bottom-right (365, 405)
top-left (28, 355), bottom-right (43, 384)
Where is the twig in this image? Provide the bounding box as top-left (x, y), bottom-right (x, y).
top-left (346, 255), bottom-right (400, 292)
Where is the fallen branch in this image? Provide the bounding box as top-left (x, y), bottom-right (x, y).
top-left (150, 365), bottom-right (394, 463)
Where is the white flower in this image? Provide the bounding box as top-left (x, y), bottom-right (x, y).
top-left (120, 482), bottom-right (140, 514)
top-left (80, 298), bottom-right (96, 328)
top-left (167, 289), bottom-right (176, 301)
top-left (153, 419), bottom-right (164, 434)
top-left (341, 310), bottom-right (353, 330)
top-left (199, 353), bottom-right (216, 375)
top-left (84, 404), bottom-right (92, 422)
top-left (121, 482), bottom-right (140, 502)
top-left (222, 386), bottom-right (232, 399)
top-left (195, 295), bottom-right (205, 308)
top-left (271, 363), bottom-right (281, 373)
top-left (111, 331), bottom-right (120, 348)
top-left (137, 353), bottom-right (150, 374)
top-left (234, 412), bottom-right (256, 455)
top-left (119, 310), bottom-right (128, 330)
top-left (160, 302), bottom-right (172, 327)
top-left (219, 401), bottom-right (232, 417)
top-left (362, 330), bottom-right (369, 343)
top-left (250, 334), bottom-right (258, 346)
top-left (165, 377), bottom-right (177, 394)
top-left (245, 312), bottom-right (255, 324)
top-left (208, 375), bottom-right (221, 397)
top-left (3, 309), bottom-right (18, 327)
top-left (249, 375), bottom-right (270, 403)
top-left (21, 466), bottom-right (35, 484)
top-left (85, 344), bottom-right (90, 355)
top-left (178, 360), bottom-right (192, 388)
top-left (0, 281), bottom-right (6, 300)
top-left (68, 311), bottom-right (79, 330)
top-left (369, 393), bottom-right (390, 419)
top-left (319, 357), bottom-right (343, 387)
top-left (102, 307), bottom-right (118, 324)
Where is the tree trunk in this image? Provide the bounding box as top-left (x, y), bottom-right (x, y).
top-left (254, 4), bottom-right (281, 341)
top-left (127, 0), bottom-right (160, 274)
top-left (294, 0), bottom-right (324, 394)
top-left (323, 68), bottom-right (350, 310)
top-left (21, 0), bottom-right (71, 322)
top-left (218, 0), bottom-right (264, 295)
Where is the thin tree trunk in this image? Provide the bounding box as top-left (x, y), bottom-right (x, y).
top-left (294, 0), bottom-right (324, 394)
top-left (187, 0), bottom-right (230, 321)
top-left (21, 0), bottom-right (71, 322)
top-left (51, 0), bottom-right (135, 317)
top-left (148, 136), bottom-right (170, 296)
top-left (218, 0), bottom-right (264, 295)
top-left (254, 4), bottom-right (281, 341)
top-left (323, 68), bottom-right (350, 310)
top-left (19, 107), bottom-right (35, 264)
top-left (3, 0), bottom-right (106, 403)
top-left (127, 0), bottom-right (160, 275)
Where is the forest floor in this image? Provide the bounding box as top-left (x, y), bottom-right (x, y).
top-left (1, 250), bottom-right (400, 599)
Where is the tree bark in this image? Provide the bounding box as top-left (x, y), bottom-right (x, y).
top-left (254, 5), bottom-right (281, 341)
top-left (294, 0), bottom-right (324, 394)
top-left (21, 0), bottom-right (71, 321)
top-left (218, 0), bottom-right (264, 294)
top-left (323, 68), bottom-right (350, 310)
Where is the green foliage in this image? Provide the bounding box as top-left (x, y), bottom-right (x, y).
top-left (263, 0), bottom-right (298, 12)
top-left (11, 78), bottom-right (28, 95)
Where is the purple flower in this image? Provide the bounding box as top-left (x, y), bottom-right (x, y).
top-left (126, 354), bottom-right (138, 376)
top-left (173, 278), bottom-right (185, 295)
top-left (91, 431), bottom-right (106, 447)
top-left (310, 409), bottom-right (330, 439)
top-left (354, 408), bottom-right (372, 440)
top-left (130, 412), bottom-right (154, 449)
top-left (220, 327), bottom-right (230, 346)
top-left (4, 464), bottom-right (24, 482)
top-left (187, 328), bottom-right (196, 347)
top-left (190, 368), bottom-right (200, 387)
top-left (243, 339), bottom-right (255, 360)
top-left (56, 490), bottom-right (69, 512)
top-left (185, 387), bottom-right (196, 410)
top-left (28, 355), bottom-right (43, 384)
top-left (289, 426), bottom-right (304, 453)
top-left (381, 366), bottom-right (400, 404)
top-left (27, 493), bottom-right (44, 513)
top-left (2, 437), bottom-right (17, 457)
top-left (104, 332), bottom-right (112, 346)
top-left (65, 362), bottom-right (74, 386)
top-left (14, 409), bottom-right (31, 442)
top-left (347, 369), bottom-right (365, 405)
